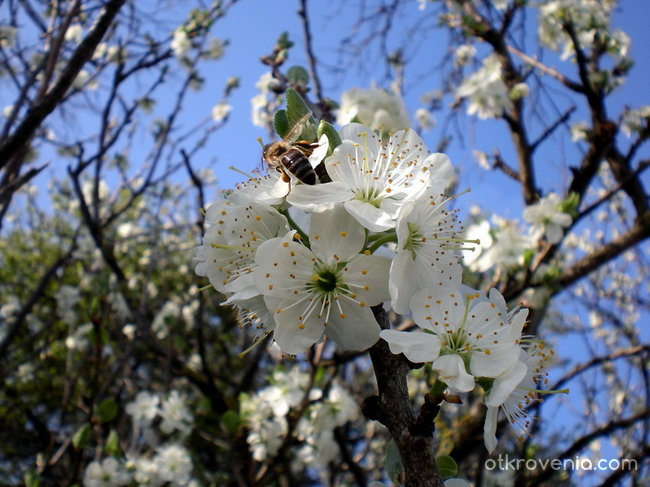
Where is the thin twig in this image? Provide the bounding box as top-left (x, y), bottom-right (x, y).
top-left (507, 45), bottom-right (584, 93)
top-left (298, 0), bottom-right (324, 103)
top-left (530, 105), bottom-right (576, 152)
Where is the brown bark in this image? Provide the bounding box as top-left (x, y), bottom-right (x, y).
top-left (362, 306), bottom-right (444, 487)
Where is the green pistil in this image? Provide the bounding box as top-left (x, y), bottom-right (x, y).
top-left (404, 222), bottom-right (423, 257)
top-left (354, 188), bottom-right (383, 208)
top-left (308, 264), bottom-right (346, 296)
top-left (315, 270), bottom-right (338, 292)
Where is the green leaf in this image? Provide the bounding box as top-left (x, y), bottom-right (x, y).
top-left (285, 88), bottom-right (313, 129)
top-left (105, 430), bottom-right (121, 456)
top-left (385, 439), bottom-right (404, 484)
top-left (221, 410), bottom-right (242, 435)
top-left (559, 192), bottom-right (580, 218)
top-left (89, 297), bottom-right (100, 317)
top-left (72, 423), bottom-right (92, 450)
top-left (523, 248), bottom-right (535, 267)
top-left (96, 398), bottom-right (118, 423)
top-left (287, 65), bottom-right (310, 88)
top-left (436, 455), bottom-right (459, 479)
top-left (277, 31), bottom-right (294, 50)
top-left (274, 110), bottom-right (289, 138)
top-left (317, 121), bottom-right (342, 156)
top-left (313, 365), bottom-right (326, 386)
top-left (24, 469), bottom-right (39, 487)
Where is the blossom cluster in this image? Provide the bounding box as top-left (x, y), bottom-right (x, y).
top-left (464, 193), bottom-right (574, 274)
top-left (336, 86), bottom-right (411, 133)
top-left (83, 390), bottom-right (196, 487)
top-left (239, 367), bottom-right (359, 471)
top-left (381, 284), bottom-right (556, 451)
top-left (538, 0), bottom-right (630, 62)
top-left (456, 55), bottom-right (516, 119)
top-left (197, 90), bottom-right (560, 452)
top-left (195, 122), bottom-right (459, 354)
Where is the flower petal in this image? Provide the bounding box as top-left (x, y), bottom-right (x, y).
top-left (344, 199), bottom-right (394, 232)
top-left (254, 237), bottom-right (313, 298)
top-left (410, 286), bottom-right (466, 333)
top-left (432, 354), bottom-right (475, 392)
top-left (272, 294), bottom-right (326, 354)
top-left (342, 254), bottom-right (391, 306)
top-left (308, 134), bottom-right (329, 168)
top-left (309, 206), bottom-right (365, 263)
top-left (485, 358), bottom-right (527, 407)
top-left (470, 343), bottom-right (520, 378)
top-left (380, 329), bottom-right (441, 363)
top-left (388, 250), bottom-right (416, 314)
top-left (325, 301), bottom-right (381, 351)
top-left (483, 406), bottom-right (499, 453)
top-left (287, 181), bottom-right (353, 212)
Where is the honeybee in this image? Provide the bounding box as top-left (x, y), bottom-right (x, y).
top-left (263, 114), bottom-right (319, 186)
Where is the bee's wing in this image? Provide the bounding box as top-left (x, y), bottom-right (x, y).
top-left (284, 113), bottom-right (313, 143)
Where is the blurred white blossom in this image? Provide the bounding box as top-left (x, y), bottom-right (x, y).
top-left (336, 86), bottom-right (411, 133)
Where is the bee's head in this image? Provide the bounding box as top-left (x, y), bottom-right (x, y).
top-left (263, 142), bottom-right (285, 160)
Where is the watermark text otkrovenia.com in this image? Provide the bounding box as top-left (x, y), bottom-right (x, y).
top-left (485, 454), bottom-right (638, 472)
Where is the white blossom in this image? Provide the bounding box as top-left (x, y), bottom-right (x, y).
top-left (129, 456), bottom-right (161, 486)
top-left (83, 457), bottom-right (132, 487)
top-left (288, 124), bottom-right (449, 232)
top-left (415, 108), bottom-right (436, 131)
top-left (194, 199), bottom-right (289, 301)
top-left (621, 106), bottom-right (650, 138)
top-left (56, 285), bottom-right (80, 324)
top-left (509, 82), bottom-right (530, 100)
top-left (229, 173), bottom-right (287, 207)
top-left (154, 444), bottom-right (194, 486)
top-left (211, 101), bottom-right (231, 122)
top-left (254, 206), bottom-right (390, 354)
top-left (126, 391), bottom-right (160, 430)
top-left (203, 38), bottom-right (225, 59)
top-left (538, 0), bottom-right (614, 60)
top-left (523, 193), bottom-right (572, 244)
top-left (151, 300), bottom-right (181, 339)
top-left (381, 285), bottom-right (526, 392)
top-left (466, 216), bottom-right (531, 272)
top-left (73, 70), bottom-right (99, 91)
top-left (171, 29), bottom-right (192, 58)
top-left (454, 44), bottom-right (476, 66)
top-left (159, 391), bottom-right (193, 435)
top-left (251, 72), bottom-right (277, 128)
top-left (64, 24), bottom-right (83, 43)
top-left (389, 186), bottom-right (464, 314)
top-left (65, 323), bottom-right (93, 350)
top-left (336, 86), bottom-right (411, 133)
top-left (456, 55), bottom-right (512, 119)
top-left (483, 342), bottom-right (554, 452)
top-left (571, 121), bottom-right (590, 142)
top-left (261, 368), bottom-right (310, 417)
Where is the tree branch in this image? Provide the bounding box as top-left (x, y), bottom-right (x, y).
top-left (528, 409), bottom-right (650, 486)
top-left (557, 213), bottom-right (650, 291)
top-left (362, 306), bottom-right (444, 487)
top-left (0, 0), bottom-right (127, 165)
